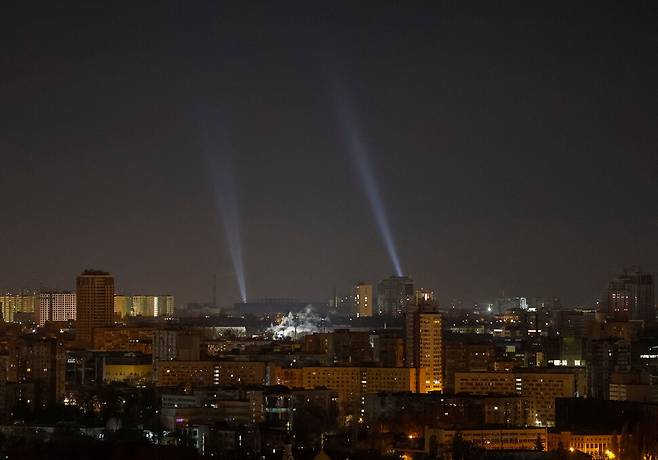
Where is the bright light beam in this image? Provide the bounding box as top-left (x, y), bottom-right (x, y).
top-left (330, 86), bottom-right (404, 277)
top-left (206, 127), bottom-right (247, 303)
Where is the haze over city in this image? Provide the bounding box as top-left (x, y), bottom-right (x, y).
top-left (0, 3), bottom-right (657, 460)
top-left (1, 2), bottom-right (656, 307)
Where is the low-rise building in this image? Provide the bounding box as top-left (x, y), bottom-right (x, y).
top-left (548, 431), bottom-right (620, 458)
top-left (425, 426), bottom-right (547, 452)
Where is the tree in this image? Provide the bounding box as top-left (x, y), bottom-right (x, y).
top-left (620, 423), bottom-right (631, 460)
top-left (429, 435), bottom-right (439, 459)
top-left (535, 434), bottom-right (544, 451)
top-left (610, 432), bottom-right (620, 458)
top-left (555, 440), bottom-right (568, 460)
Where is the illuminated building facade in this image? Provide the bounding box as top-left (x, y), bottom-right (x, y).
top-left (455, 370), bottom-right (585, 426)
top-left (0, 293), bottom-right (38, 322)
top-left (548, 432), bottom-right (620, 458)
top-left (156, 360), bottom-right (214, 387)
top-left (38, 292), bottom-right (76, 326)
top-left (155, 360), bottom-right (266, 387)
top-left (103, 359), bottom-right (152, 384)
top-left (214, 361), bottom-right (267, 386)
top-left (76, 270), bottom-right (115, 348)
top-left (353, 283), bottom-right (373, 317)
top-left (425, 427), bottom-right (547, 452)
top-left (114, 294), bottom-right (174, 318)
top-left (274, 365), bottom-right (419, 414)
top-left (406, 303), bottom-right (443, 392)
top-left (93, 327), bottom-right (153, 353)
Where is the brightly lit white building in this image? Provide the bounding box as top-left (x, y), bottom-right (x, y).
top-left (38, 292), bottom-right (76, 326)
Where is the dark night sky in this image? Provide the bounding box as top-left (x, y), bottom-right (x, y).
top-left (1, 2), bottom-right (656, 308)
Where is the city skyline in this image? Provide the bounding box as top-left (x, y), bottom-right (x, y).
top-left (1, 3), bottom-right (657, 458)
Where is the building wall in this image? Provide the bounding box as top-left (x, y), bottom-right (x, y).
top-left (418, 312), bottom-right (442, 392)
top-left (156, 361), bottom-right (214, 387)
top-left (76, 271), bottom-right (114, 348)
top-left (377, 276), bottom-right (414, 316)
top-left (426, 427), bottom-right (547, 452)
top-left (215, 361), bottom-right (267, 386)
top-left (548, 432), bottom-right (620, 458)
top-left (455, 371), bottom-right (580, 426)
top-left (455, 372), bottom-right (516, 395)
top-left (273, 367), bottom-right (303, 388)
top-left (375, 333), bottom-right (405, 367)
top-left (406, 306), bottom-right (443, 392)
top-left (114, 295), bottom-right (175, 318)
top-left (295, 366), bottom-right (418, 414)
top-left (155, 360), bottom-right (267, 387)
top-left (153, 330), bottom-right (200, 361)
top-left (607, 269), bottom-right (655, 322)
top-left (93, 327), bottom-right (153, 353)
top-left (609, 383), bottom-right (658, 403)
top-left (353, 283), bottom-right (373, 317)
top-left (5, 337), bottom-right (65, 411)
top-left (38, 292), bottom-right (76, 326)
top-left (0, 294), bottom-right (38, 322)
top-left (103, 363), bottom-right (152, 383)
top-left (443, 339), bottom-right (495, 393)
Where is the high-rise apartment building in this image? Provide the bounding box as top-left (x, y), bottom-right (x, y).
top-left (153, 329), bottom-right (200, 362)
top-left (443, 335), bottom-right (496, 393)
top-left (405, 302), bottom-right (443, 392)
top-left (353, 283), bottom-right (373, 317)
top-left (377, 275), bottom-right (414, 316)
top-left (38, 292), bottom-right (76, 326)
top-left (606, 268), bottom-right (655, 322)
top-left (0, 293), bottom-right (38, 323)
top-left (455, 369), bottom-right (587, 427)
top-left (6, 336), bottom-right (66, 411)
top-left (374, 331), bottom-right (405, 367)
top-left (76, 270), bottom-right (115, 348)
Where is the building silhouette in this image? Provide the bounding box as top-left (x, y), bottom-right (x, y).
top-left (377, 275), bottom-right (414, 316)
top-left (606, 267), bottom-right (655, 322)
top-left (76, 269), bottom-right (115, 348)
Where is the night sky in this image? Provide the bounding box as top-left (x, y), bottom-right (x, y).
top-left (1, 2), bottom-right (656, 308)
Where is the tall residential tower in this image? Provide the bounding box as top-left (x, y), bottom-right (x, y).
top-left (607, 267), bottom-right (655, 322)
top-left (405, 299), bottom-right (443, 393)
top-left (76, 270), bottom-right (115, 348)
top-left (38, 292), bottom-right (76, 326)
